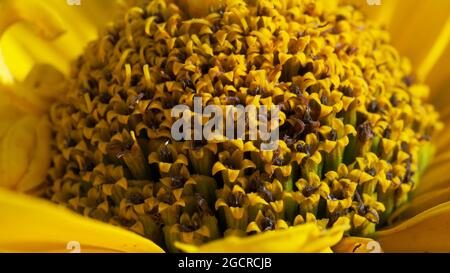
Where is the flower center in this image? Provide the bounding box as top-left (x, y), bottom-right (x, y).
top-left (46, 0), bottom-right (441, 252)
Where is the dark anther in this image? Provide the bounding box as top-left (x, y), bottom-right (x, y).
top-left (329, 129), bottom-right (338, 141)
top-left (119, 218), bottom-right (135, 227)
top-left (346, 46), bottom-right (358, 56)
top-left (320, 95), bottom-right (328, 105)
top-left (364, 167), bottom-right (377, 177)
top-left (249, 177), bottom-right (262, 192)
top-left (201, 63), bottom-right (212, 74)
top-left (257, 184), bottom-right (275, 203)
top-left (403, 170), bottom-right (414, 184)
top-left (383, 127), bottom-right (392, 139)
top-left (154, 12), bottom-right (164, 24)
top-left (247, 86), bottom-right (261, 96)
top-left (228, 191), bottom-right (246, 207)
top-left (367, 208), bottom-right (380, 224)
top-left (226, 96), bottom-right (241, 105)
top-left (357, 122), bottom-right (374, 142)
top-left (68, 162), bottom-right (80, 175)
top-left (150, 212), bottom-right (163, 225)
top-left (296, 143), bottom-right (311, 157)
top-left (282, 135), bottom-right (296, 147)
top-left (127, 192), bottom-right (145, 205)
top-left (260, 216), bottom-right (275, 231)
top-left (107, 142), bottom-right (128, 159)
top-left (171, 175), bottom-right (186, 189)
top-left (129, 93), bottom-right (145, 110)
top-left (390, 94), bottom-right (399, 107)
top-left (182, 78), bottom-right (195, 90)
top-left (403, 161), bottom-right (414, 183)
top-left (177, 52), bottom-right (186, 62)
top-left (420, 134), bottom-right (431, 141)
top-left (402, 75), bottom-right (414, 87)
top-left (290, 117), bottom-right (306, 136)
top-left (277, 102), bottom-right (289, 112)
top-left (367, 100), bottom-right (379, 113)
top-left (191, 139), bottom-right (207, 150)
top-left (386, 170), bottom-right (394, 180)
top-left (130, 75), bottom-right (141, 86)
top-left (159, 145), bottom-right (174, 163)
top-left (354, 191), bottom-right (366, 213)
top-left (85, 161), bottom-right (95, 172)
top-left (353, 191), bottom-right (379, 223)
top-left (302, 185), bottom-right (320, 197)
top-left (289, 84), bottom-right (302, 96)
top-left (180, 221), bottom-right (200, 233)
top-left (88, 78), bottom-right (98, 90)
top-left (306, 83), bottom-right (321, 94)
top-left (298, 62), bottom-right (314, 76)
top-left (340, 86), bottom-right (354, 97)
top-left (217, 6), bottom-right (225, 16)
top-left (163, 99), bottom-right (175, 109)
top-left (328, 191), bottom-right (344, 201)
top-left (400, 141), bottom-right (410, 153)
top-left (99, 92), bottom-right (111, 104)
top-left (336, 14), bottom-right (346, 21)
top-left (86, 117), bottom-right (97, 128)
top-left (211, 23), bottom-right (221, 33)
top-left (303, 108), bottom-right (312, 122)
top-left (272, 152), bottom-right (286, 166)
top-left (195, 193), bottom-right (212, 215)
top-left (104, 71), bottom-right (113, 82)
top-left (159, 192), bottom-right (176, 205)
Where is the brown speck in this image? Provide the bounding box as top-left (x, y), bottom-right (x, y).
top-left (357, 122), bottom-right (374, 142)
top-left (367, 100), bottom-right (379, 113)
top-left (260, 216), bottom-right (275, 231)
top-left (390, 94), bottom-right (399, 107)
top-left (329, 129), bottom-right (338, 141)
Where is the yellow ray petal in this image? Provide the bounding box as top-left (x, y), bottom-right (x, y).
top-left (0, 0), bottom-right (117, 81)
top-left (0, 0), bottom-right (64, 38)
top-left (417, 16), bottom-right (450, 83)
top-left (389, 187), bottom-right (450, 224)
top-left (332, 237), bottom-right (383, 253)
top-left (0, 115), bottom-right (52, 193)
top-left (357, 0), bottom-right (450, 94)
top-left (175, 221), bottom-right (350, 253)
top-left (0, 188), bottom-right (164, 253)
top-left (374, 201), bottom-right (450, 252)
top-left (0, 48), bottom-right (13, 83)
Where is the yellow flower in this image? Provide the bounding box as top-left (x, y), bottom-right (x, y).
top-left (0, 0), bottom-right (450, 253)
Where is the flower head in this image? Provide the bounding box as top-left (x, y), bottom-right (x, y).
top-left (0, 0), bottom-right (449, 253)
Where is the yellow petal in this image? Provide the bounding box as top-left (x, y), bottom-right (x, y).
top-left (175, 222), bottom-right (349, 253)
top-left (0, 116), bottom-right (38, 189)
top-left (360, 0), bottom-right (450, 86)
top-left (332, 237), bottom-right (383, 253)
top-left (0, 188), bottom-right (164, 253)
top-left (0, 0), bottom-right (117, 80)
top-left (389, 186), bottom-right (450, 225)
top-left (374, 201), bottom-right (450, 252)
top-left (0, 48), bottom-right (13, 83)
top-left (15, 116), bottom-right (51, 192)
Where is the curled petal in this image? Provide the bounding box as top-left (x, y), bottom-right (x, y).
top-left (332, 237), bottom-right (383, 253)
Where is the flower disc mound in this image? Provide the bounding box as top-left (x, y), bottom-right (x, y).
top-left (47, 0), bottom-right (441, 252)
